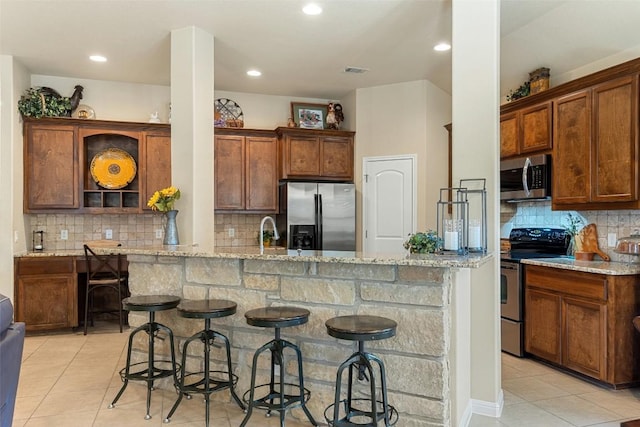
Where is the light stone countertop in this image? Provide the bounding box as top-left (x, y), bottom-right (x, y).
top-left (16, 246), bottom-right (493, 268)
top-left (522, 257), bottom-right (640, 275)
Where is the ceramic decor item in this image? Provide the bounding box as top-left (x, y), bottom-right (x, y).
top-left (90, 148), bottom-right (137, 189)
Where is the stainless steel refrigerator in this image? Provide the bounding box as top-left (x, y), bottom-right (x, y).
top-left (276, 182), bottom-right (356, 251)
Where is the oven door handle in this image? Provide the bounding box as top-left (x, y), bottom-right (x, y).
top-left (522, 157), bottom-right (532, 197)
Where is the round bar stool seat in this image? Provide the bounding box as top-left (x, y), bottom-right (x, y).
top-left (240, 306), bottom-right (318, 427)
top-left (245, 306), bottom-right (311, 328)
top-left (177, 298), bottom-right (237, 319)
top-left (324, 315), bottom-right (399, 427)
top-left (325, 315), bottom-right (397, 341)
top-left (109, 295), bottom-right (181, 420)
top-left (164, 299), bottom-right (244, 426)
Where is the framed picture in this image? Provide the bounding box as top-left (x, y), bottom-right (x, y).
top-left (291, 102), bottom-right (327, 129)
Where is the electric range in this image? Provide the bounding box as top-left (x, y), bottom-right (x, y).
top-left (500, 227), bottom-right (569, 357)
top-left (501, 227), bottom-right (570, 262)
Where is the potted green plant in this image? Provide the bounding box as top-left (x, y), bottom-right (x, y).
top-left (403, 230), bottom-right (442, 254)
top-left (17, 87), bottom-right (72, 118)
top-left (261, 230), bottom-right (274, 247)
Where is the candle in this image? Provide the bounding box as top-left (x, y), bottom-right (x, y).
top-left (444, 231), bottom-right (459, 250)
top-left (468, 226), bottom-right (482, 248)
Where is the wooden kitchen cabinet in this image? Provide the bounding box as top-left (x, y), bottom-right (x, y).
top-left (552, 75), bottom-right (638, 209)
top-left (500, 101), bottom-right (552, 159)
top-left (525, 288), bottom-right (561, 364)
top-left (563, 296), bottom-right (606, 379)
top-left (14, 257), bottom-right (77, 332)
top-left (23, 118), bottom-right (171, 213)
top-left (214, 128), bottom-right (278, 213)
top-left (525, 265), bottom-right (640, 387)
top-left (276, 127), bottom-right (355, 181)
top-left (24, 122), bottom-right (79, 210)
top-left (141, 130), bottom-right (172, 211)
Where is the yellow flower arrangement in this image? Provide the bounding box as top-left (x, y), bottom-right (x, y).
top-left (147, 186), bottom-right (181, 212)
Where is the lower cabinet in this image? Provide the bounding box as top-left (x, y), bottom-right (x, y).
top-left (14, 257), bottom-right (78, 332)
top-left (525, 288), bottom-right (561, 364)
top-left (525, 265), bottom-right (640, 387)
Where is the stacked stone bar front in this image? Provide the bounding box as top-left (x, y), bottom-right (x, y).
top-left (124, 252), bottom-right (476, 427)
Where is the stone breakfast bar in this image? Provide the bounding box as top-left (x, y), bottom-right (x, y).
top-left (114, 246), bottom-right (492, 426)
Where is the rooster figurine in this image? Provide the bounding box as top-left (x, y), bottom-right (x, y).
top-left (334, 103), bottom-right (344, 129)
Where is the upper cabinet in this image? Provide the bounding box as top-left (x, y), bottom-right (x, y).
top-left (501, 56), bottom-right (640, 210)
top-left (23, 118), bottom-right (171, 213)
top-left (500, 101), bottom-right (552, 159)
top-left (553, 75), bottom-right (638, 209)
top-left (214, 128), bottom-right (278, 213)
top-left (276, 127), bottom-right (355, 181)
top-left (24, 122), bottom-right (79, 210)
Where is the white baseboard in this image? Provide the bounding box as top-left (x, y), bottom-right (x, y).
top-left (458, 401), bottom-right (473, 427)
top-left (471, 389), bottom-right (504, 418)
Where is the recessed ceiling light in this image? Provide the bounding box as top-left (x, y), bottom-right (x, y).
top-left (89, 55), bottom-right (107, 62)
top-left (433, 43), bottom-right (451, 52)
top-left (302, 3), bottom-right (322, 15)
top-left (247, 69), bottom-right (262, 77)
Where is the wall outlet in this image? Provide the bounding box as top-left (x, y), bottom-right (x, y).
top-left (155, 229), bottom-right (163, 239)
top-left (228, 228), bottom-right (235, 237)
top-left (608, 233), bottom-right (617, 247)
top-left (105, 229), bottom-right (113, 239)
top-left (60, 229), bottom-right (68, 240)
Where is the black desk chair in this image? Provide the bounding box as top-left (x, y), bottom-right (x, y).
top-left (83, 244), bottom-right (129, 335)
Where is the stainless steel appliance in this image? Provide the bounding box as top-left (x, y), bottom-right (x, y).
top-left (500, 154), bottom-right (551, 201)
top-left (500, 227), bottom-right (568, 356)
top-left (276, 182), bottom-right (356, 251)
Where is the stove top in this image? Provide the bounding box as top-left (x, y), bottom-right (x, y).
top-left (502, 227), bottom-right (570, 263)
top-left (501, 251), bottom-right (569, 262)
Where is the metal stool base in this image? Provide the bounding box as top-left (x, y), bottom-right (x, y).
top-left (324, 398), bottom-right (399, 426)
top-left (164, 327), bottom-right (244, 426)
top-left (241, 382), bottom-right (312, 412)
top-left (109, 317), bottom-right (179, 420)
top-left (240, 335), bottom-right (318, 427)
top-left (326, 347), bottom-right (396, 427)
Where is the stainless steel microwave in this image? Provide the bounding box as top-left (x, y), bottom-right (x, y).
top-left (500, 154), bottom-right (551, 201)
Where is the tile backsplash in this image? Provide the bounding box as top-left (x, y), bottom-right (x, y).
top-left (214, 214), bottom-right (274, 247)
top-left (500, 201), bottom-right (640, 262)
top-left (29, 214), bottom-right (165, 250)
top-left (29, 213), bottom-right (273, 251)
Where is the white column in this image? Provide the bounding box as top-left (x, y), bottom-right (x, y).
top-left (170, 27), bottom-right (215, 249)
top-left (451, 0), bottom-right (502, 422)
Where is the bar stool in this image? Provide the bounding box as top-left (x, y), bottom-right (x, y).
top-left (324, 315), bottom-right (399, 426)
top-left (240, 306), bottom-right (318, 427)
top-left (109, 295), bottom-right (181, 420)
top-left (164, 299), bottom-right (245, 426)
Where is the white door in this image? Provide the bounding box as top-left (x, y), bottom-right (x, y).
top-left (363, 155), bottom-right (416, 254)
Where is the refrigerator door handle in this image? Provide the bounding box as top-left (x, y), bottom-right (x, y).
top-left (318, 194), bottom-right (323, 250)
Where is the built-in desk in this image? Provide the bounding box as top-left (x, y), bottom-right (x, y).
top-left (14, 254), bottom-right (128, 332)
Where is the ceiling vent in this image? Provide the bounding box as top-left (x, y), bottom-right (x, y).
top-left (343, 66), bottom-right (369, 74)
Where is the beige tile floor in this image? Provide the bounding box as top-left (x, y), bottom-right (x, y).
top-left (13, 323), bottom-right (311, 427)
top-left (470, 354), bottom-right (640, 427)
top-left (12, 323), bottom-right (640, 427)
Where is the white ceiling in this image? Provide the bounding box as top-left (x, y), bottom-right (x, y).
top-left (1, 0), bottom-right (640, 100)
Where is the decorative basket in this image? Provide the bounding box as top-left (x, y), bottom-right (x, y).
top-left (529, 67), bottom-right (550, 95)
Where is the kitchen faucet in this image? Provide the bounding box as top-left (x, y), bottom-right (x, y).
top-left (259, 216), bottom-right (280, 255)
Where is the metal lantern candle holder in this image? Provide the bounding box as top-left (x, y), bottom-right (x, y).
top-left (437, 187), bottom-right (468, 255)
top-left (459, 178), bottom-right (487, 253)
